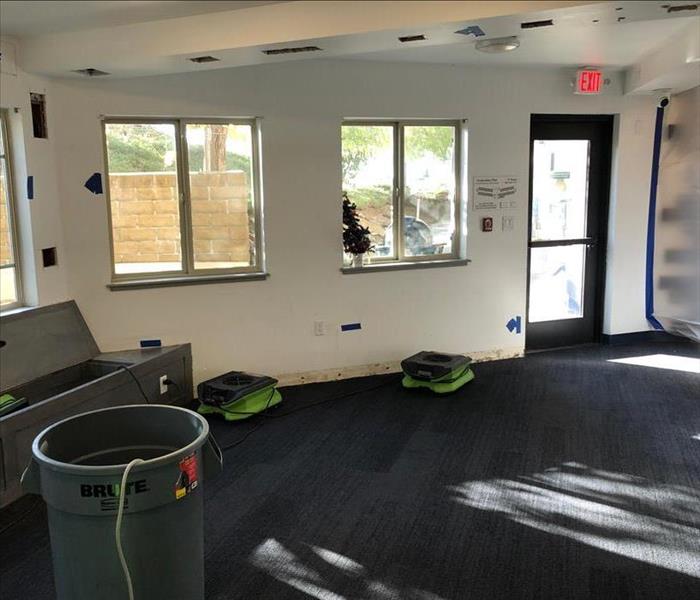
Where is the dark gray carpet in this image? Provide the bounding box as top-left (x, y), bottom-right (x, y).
top-left (1, 341), bottom-right (699, 599)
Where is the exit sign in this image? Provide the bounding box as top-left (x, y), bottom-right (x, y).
top-left (575, 69), bottom-right (603, 94)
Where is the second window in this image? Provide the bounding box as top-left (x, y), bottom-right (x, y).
top-left (342, 120), bottom-right (462, 264)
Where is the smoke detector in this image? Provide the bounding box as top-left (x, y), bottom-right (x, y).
top-left (475, 36), bottom-right (520, 54)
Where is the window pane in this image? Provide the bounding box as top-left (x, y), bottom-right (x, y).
top-left (403, 125), bottom-right (456, 256)
top-left (1, 124), bottom-right (19, 307)
top-left (531, 139), bottom-right (589, 241)
top-left (342, 125), bottom-right (395, 259)
top-left (528, 245), bottom-right (585, 323)
top-left (0, 266), bottom-right (18, 306)
top-left (186, 123), bottom-right (255, 270)
top-left (105, 123), bottom-right (183, 275)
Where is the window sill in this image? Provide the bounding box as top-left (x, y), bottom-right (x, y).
top-left (341, 258), bottom-right (470, 274)
top-left (108, 271), bottom-right (269, 290)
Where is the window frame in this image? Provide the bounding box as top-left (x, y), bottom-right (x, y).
top-left (342, 118), bottom-right (465, 266)
top-left (102, 116), bottom-right (266, 286)
top-left (0, 109), bottom-right (24, 311)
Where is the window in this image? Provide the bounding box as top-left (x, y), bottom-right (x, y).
top-left (342, 120), bottom-right (463, 265)
top-left (0, 110), bottom-right (23, 309)
top-left (103, 119), bottom-right (263, 284)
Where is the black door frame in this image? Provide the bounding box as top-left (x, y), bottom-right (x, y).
top-left (526, 114), bottom-right (614, 350)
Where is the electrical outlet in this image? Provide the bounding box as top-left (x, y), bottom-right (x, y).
top-left (159, 375), bottom-right (168, 394)
top-left (314, 321), bottom-right (326, 336)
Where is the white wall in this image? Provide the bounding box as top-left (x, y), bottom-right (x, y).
top-left (0, 41), bottom-right (70, 307)
top-left (18, 60), bottom-right (657, 383)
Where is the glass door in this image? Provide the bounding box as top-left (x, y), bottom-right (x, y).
top-left (526, 116), bottom-right (613, 350)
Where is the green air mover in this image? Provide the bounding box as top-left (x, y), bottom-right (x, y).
top-left (0, 394), bottom-right (28, 417)
top-left (197, 371), bottom-right (282, 421)
top-left (401, 351), bottom-right (474, 393)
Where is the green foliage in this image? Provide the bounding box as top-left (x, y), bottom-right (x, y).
top-left (342, 125), bottom-right (454, 184)
top-left (187, 146), bottom-right (251, 174)
top-left (342, 125), bottom-right (390, 182)
top-left (106, 124), bottom-right (251, 175)
top-left (105, 124), bottom-right (174, 173)
top-left (405, 126), bottom-right (454, 161)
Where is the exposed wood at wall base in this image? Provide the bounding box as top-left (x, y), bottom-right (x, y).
top-left (276, 347), bottom-right (524, 386)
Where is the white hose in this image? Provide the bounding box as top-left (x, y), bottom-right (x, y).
top-left (115, 458), bottom-right (144, 600)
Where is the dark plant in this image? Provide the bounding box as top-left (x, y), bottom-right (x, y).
top-left (342, 192), bottom-right (373, 255)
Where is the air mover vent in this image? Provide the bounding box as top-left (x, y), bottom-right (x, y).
top-left (667, 4), bottom-right (697, 12)
top-left (189, 55), bottom-right (220, 63)
top-left (222, 374), bottom-right (256, 386)
top-left (399, 34), bottom-right (426, 43)
top-left (262, 45), bottom-right (322, 55)
top-left (73, 68), bottom-right (110, 77)
top-left (521, 19), bottom-right (554, 29)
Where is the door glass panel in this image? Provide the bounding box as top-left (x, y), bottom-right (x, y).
top-left (529, 245), bottom-right (585, 323)
top-left (531, 139), bottom-right (589, 241)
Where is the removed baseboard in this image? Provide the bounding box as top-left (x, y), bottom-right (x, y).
top-left (276, 347), bottom-right (524, 387)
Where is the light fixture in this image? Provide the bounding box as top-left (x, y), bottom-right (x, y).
top-left (475, 36), bottom-right (520, 54)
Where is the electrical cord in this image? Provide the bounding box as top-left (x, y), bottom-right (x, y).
top-left (118, 366), bottom-right (150, 404)
top-left (216, 376), bottom-right (399, 453)
top-left (116, 458), bottom-right (144, 600)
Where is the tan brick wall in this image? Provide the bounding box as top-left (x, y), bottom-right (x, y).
top-left (109, 171), bottom-right (252, 265)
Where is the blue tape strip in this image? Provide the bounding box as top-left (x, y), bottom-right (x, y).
top-left (27, 176), bottom-right (34, 199)
top-left (455, 25), bottom-right (485, 37)
top-left (645, 106), bottom-right (665, 331)
top-left (84, 172), bottom-right (103, 195)
top-left (340, 323), bottom-right (361, 332)
top-left (140, 339), bottom-right (162, 348)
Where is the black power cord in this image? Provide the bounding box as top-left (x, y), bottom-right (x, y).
top-left (216, 376), bottom-right (399, 453)
top-left (118, 365), bottom-right (150, 404)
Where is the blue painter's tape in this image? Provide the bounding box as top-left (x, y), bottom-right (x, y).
top-left (645, 106), bottom-right (665, 331)
top-left (140, 339), bottom-right (162, 348)
top-left (506, 316), bottom-right (522, 334)
top-left (341, 323), bottom-right (362, 332)
top-left (455, 25), bottom-right (486, 37)
top-left (27, 176), bottom-right (34, 199)
top-left (84, 172), bottom-right (103, 195)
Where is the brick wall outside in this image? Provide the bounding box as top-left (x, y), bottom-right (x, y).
top-left (109, 171), bottom-right (251, 266)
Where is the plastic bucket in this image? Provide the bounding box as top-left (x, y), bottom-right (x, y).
top-left (21, 404), bottom-right (222, 600)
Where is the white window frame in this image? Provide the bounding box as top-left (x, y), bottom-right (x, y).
top-left (0, 109), bottom-right (23, 310)
top-left (342, 119), bottom-right (466, 267)
top-left (102, 117), bottom-right (266, 288)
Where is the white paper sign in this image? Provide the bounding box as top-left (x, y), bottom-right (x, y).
top-left (473, 176), bottom-right (518, 210)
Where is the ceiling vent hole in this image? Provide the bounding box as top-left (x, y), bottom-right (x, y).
top-left (262, 46), bottom-right (322, 55)
top-left (189, 56), bottom-right (220, 63)
top-left (520, 19), bottom-right (554, 29)
top-left (73, 68), bottom-right (110, 77)
top-left (398, 34), bottom-right (427, 43)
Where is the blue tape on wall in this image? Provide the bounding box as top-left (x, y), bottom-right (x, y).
top-left (645, 106), bottom-right (665, 331)
top-left (27, 176), bottom-right (34, 199)
top-left (84, 172), bottom-right (103, 195)
top-left (506, 316), bottom-right (522, 334)
top-left (140, 339), bottom-right (162, 348)
top-left (340, 323), bottom-right (361, 332)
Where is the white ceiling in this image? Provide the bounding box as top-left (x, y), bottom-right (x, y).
top-left (0, 1), bottom-right (287, 36)
top-left (345, 17), bottom-right (695, 69)
top-left (1, 0), bottom-right (698, 81)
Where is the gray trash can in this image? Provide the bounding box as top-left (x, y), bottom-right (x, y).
top-left (21, 404), bottom-right (223, 600)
